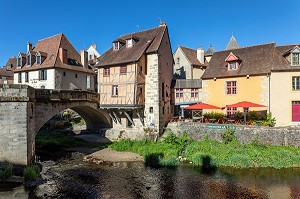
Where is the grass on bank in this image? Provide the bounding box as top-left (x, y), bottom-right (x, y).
top-left (0, 162), bottom-right (13, 181)
top-left (109, 131), bottom-right (300, 169)
top-left (23, 164), bottom-right (41, 181)
top-left (36, 131), bottom-right (108, 151)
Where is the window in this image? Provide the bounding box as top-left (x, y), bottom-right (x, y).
top-left (162, 106), bottom-right (165, 115)
top-left (139, 66), bottom-right (143, 73)
top-left (86, 76), bottom-right (91, 89)
top-left (17, 57), bottom-right (22, 67)
top-left (162, 83), bottom-right (165, 99)
top-left (75, 74), bottom-right (78, 78)
top-left (191, 88), bottom-right (198, 98)
top-left (25, 72), bottom-right (29, 82)
top-left (89, 54), bottom-right (93, 60)
top-left (127, 39), bottom-right (133, 48)
top-left (229, 61), bottom-right (236, 70)
top-left (120, 65), bottom-right (127, 75)
top-left (244, 107), bottom-right (249, 114)
top-left (175, 88), bottom-right (183, 98)
top-left (63, 72), bottom-right (66, 76)
top-left (113, 42), bottom-right (119, 50)
top-left (112, 85), bottom-right (118, 97)
top-left (227, 107), bottom-right (237, 117)
top-left (292, 76), bottom-right (300, 90)
top-left (18, 73), bottom-right (22, 83)
top-left (39, 69), bottom-right (47, 80)
top-left (292, 53), bottom-right (300, 66)
top-left (36, 54), bottom-right (41, 65)
top-left (103, 68), bottom-right (110, 76)
top-left (27, 54), bottom-right (31, 65)
top-left (149, 107), bottom-right (153, 113)
top-left (226, 81), bottom-right (237, 94)
top-left (2, 77), bottom-right (7, 84)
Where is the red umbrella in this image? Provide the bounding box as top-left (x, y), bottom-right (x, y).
top-left (225, 101), bottom-right (266, 108)
top-left (184, 103), bottom-right (222, 110)
top-left (225, 101), bottom-right (267, 124)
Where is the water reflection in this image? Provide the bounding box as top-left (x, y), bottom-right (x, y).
top-left (0, 160), bottom-right (299, 199)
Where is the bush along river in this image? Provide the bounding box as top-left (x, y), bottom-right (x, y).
top-left (0, 130), bottom-right (300, 199)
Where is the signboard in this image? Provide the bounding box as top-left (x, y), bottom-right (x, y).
top-left (205, 124), bottom-right (236, 130)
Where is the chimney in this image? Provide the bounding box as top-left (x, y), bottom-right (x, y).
top-left (27, 42), bottom-right (32, 52)
top-left (80, 49), bottom-right (88, 68)
top-left (159, 21), bottom-right (167, 26)
top-left (92, 43), bottom-right (96, 49)
top-left (197, 46), bottom-right (205, 64)
top-left (59, 48), bottom-right (68, 64)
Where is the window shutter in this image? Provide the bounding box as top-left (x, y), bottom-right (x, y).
top-left (38, 70), bottom-right (41, 80)
top-left (44, 70), bottom-right (47, 80)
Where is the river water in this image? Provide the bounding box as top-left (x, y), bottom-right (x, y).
top-left (0, 153), bottom-right (299, 199)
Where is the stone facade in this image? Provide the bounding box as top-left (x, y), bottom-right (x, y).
top-left (166, 122), bottom-right (300, 147)
top-left (0, 84), bottom-right (111, 165)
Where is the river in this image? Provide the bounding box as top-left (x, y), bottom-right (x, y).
top-left (0, 150), bottom-right (299, 199)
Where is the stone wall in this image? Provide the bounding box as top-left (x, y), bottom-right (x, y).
top-left (166, 122), bottom-right (300, 147)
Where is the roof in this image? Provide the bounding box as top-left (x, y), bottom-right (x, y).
top-left (173, 79), bottom-right (202, 89)
top-left (96, 25), bottom-right (167, 67)
top-left (0, 69), bottom-right (13, 77)
top-left (4, 56), bottom-right (17, 71)
top-left (226, 35), bottom-right (240, 50)
top-left (179, 46), bottom-right (206, 67)
top-left (14, 33), bottom-right (94, 74)
top-left (205, 44), bottom-right (215, 56)
top-left (202, 43), bottom-right (293, 79)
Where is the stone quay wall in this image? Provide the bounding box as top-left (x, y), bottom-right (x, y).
top-left (166, 122), bottom-right (300, 147)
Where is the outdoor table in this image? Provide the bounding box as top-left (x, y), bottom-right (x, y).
top-left (227, 119), bottom-right (235, 124)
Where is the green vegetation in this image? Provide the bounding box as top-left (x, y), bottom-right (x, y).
top-left (23, 164), bottom-right (41, 181)
top-left (110, 132), bottom-right (300, 169)
top-left (0, 161), bottom-right (13, 181)
top-left (36, 131), bottom-right (108, 151)
top-left (203, 111), bottom-right (226, 120)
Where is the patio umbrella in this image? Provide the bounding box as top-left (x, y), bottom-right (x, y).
top-left (184, 103), bottom-right (222, 121)
top-left (225, 101), bottom-right (267, 123)
top-left (184, 103), bottom-right (222, 110)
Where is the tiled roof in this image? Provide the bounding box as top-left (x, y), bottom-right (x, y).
top-left (4, 56), bottom-right (17, 71)
top-left (202, 43), bottom-right (292, 79)
top-left (96, 25), bottom-right (167, 67)
top-left (14, 33), bottom-right (94, 74)
top-left (226, 35), bottom-right (240, 50)
top-left (179, 46), bottom-right (206, 67)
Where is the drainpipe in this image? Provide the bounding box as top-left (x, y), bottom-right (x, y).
top-left (268, 73), bottom-right (271, 113)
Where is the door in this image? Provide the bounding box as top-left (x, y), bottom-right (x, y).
top-left (292, 101), bottom-right (300, 122)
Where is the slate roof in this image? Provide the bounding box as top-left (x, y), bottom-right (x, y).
top-left (202, 43), bottom-right (294, 79)
top-left (14, 33), bottom-right (94, 74)
top-left (173, 79), bottom-right (202, 89)
top-left (179, 46), bottom-right (203, 66)
top-left (226, 35), bottom-right (240, 50)
top-left (96, 25), bottom-right (167, 67)
top-left (205, 44), bottom-right (215, 56)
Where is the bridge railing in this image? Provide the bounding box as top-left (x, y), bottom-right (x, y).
top-left (35, 89), bottom-right (100, 103)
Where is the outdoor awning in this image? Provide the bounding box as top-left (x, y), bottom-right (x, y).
top-left (225, 101), bottom-right (267, 108)
top-left (184, 103), bottom-right (222, 110)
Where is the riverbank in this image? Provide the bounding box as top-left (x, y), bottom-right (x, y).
top-left (108, 132), bottom-right (300, 169)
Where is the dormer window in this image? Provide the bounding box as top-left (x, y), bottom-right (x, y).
top-left (27, 54), bottom-right (31, 65)
top-left (225, 52), bottom-right (240, 71)
top-left (127, 39), bottom-right (133, 48)
top-left (291, 46), bottom-right (300, 66)
top-left (229, 61), bottom-right (236, 70)
top-left (113, 42), bottom-right (119, 50)
top-left (17, 56), bottom-right (22, 67)
top-left (36, 54), bottom-right (41, 65)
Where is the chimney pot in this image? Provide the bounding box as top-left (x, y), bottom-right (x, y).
top-left (27, 42), bottom-right (32, 52)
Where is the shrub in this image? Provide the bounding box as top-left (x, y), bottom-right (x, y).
top-left (262, 113), bottom-right (276, 127)
top-left (234, 111), bottom-right (244, 120)
top-left (203, 111), bottom-right (226, 120)
top-left (24, 164), bottom-right (41, 181)
top-left (0, 162), bottom-right (13, 181)
top-left (221, 129), bottom-right (237, 144)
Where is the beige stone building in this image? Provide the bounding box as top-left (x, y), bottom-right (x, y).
top-left (172, 45), bottom-right (214, 118)
top-left (13, 33), bottom-right (95, 90)
top-left (96, 22), bottom-right (173, 134)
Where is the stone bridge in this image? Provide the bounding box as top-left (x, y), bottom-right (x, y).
top-left (0, 84), bottom-right (112, 165)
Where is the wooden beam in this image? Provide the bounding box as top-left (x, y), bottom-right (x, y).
top-left (124, 111), bottom-right (135, 126)
top-left (137, 111), bottom-right (144, 126)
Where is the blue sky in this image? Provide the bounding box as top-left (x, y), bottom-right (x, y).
top-left (0, 0), bottom-right (299, 67)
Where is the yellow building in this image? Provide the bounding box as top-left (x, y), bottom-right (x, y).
top-left (202, 42), bottom-right (300, 126)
